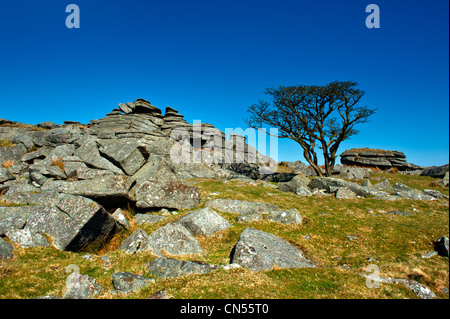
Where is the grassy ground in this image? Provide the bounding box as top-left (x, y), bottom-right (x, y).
top-left (0, 172), bottom-right (448, 299)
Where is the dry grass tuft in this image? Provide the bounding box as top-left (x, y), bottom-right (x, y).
top-left (2, 160), bottom-right (16, 169)
top-left (50, 157), bottom-right (65, 171)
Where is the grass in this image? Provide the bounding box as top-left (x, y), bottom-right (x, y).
top-left (0, 173), bottom-right (448, 299)
top-left (2, 160), bottom-right (16, 169)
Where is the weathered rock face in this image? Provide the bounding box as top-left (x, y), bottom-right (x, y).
top-left (230, 228), bottom-right (316, 271)
top-left (0, 194), bottom-right (118, 252)
top-left (340, 148), bottom-right (420, 171)
top-left (131, 180), bottom-right (202, 210)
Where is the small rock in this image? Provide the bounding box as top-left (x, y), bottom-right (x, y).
top-left (146, 257), bottom-right (218, 278)
top-left (63, 271), bottom-right (103, 299)
top-left (111, 208), bottom-right (130, 230)
top-left (149, 288), bottom-right (171, 299)
top-left (421, 251), bottom-right (438, 259)
top-left (266, 208), bottom-right (303, 225)
top-left (112, 272), bottom-right (155, 294)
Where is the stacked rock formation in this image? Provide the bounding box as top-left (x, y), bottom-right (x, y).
top-left (339, 148), bottom-right (421, 171)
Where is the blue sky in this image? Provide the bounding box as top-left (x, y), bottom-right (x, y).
top-left (0, 0), bottom-right (448, 166)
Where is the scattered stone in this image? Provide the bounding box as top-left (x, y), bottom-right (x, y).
top-left (338, 167), bottom-right (370, 180)
top-left (308, 177), bottom-right (389, 198)
top-left (148, 223), bottom-right (204, 256)
top-left (335, 187), bottom-right (358, 199)
top-left (118, 228), bottom-right (161, 256)
top-left (266, 208), bottom-right (303, 225)
top-left (111, 208), bottom-right (130, 230)
top-left (176, 207), bottom-right (232, 237)
top-left (230, 228), bottom-right (316, 271)
top-left (112, 272), bottom-right (155, 294)
top-left (277, 174), bottom-right (310, 193)
top-left (420, 164), bottom-right (449, 178)
top-left (24, 194), bottom-right (117, 251)
top-left (372, 178), bottom-right (394, 192)
top-left (421, 251), bottom-right (438, 258)
top-left (146, 257), bottom-right (218, 278)
top-left (63, 271), bottom-right (103, 299)
top-left (422, 189), bottom-right (448, 199)
top-left (148, 288), bottom-right (171, 299)
top-left (387, 210), bottom-right (412, 216)
top-left (359, 273), bottom-right (436, 299)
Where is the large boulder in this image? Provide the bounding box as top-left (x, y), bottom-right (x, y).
top-left (277, 174), bottom-right (310, 193)
top-left (148, 222), bottom-right (204, 256)
top-left (340, 148), bottom-right (420, 171)
top-left (131, 180), bottom-right (202, 210)
top-left (420, 164), bottom-right (449, 178)
top-left (230, 228), bottom-right (316, 271)
top-left (176, 207), bottom-right (233, 237)
top-left (25, 194), bottom-right (117, 251)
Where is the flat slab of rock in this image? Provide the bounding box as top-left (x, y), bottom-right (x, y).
top-left (146, 257), bottom-right (218, 278)
top-left (25, 194), bottom-right (117, 251)
top-left (176, 207), bottom-right (232, 236)
top-left (42, 175), bottom-right (133, 203)
top-left (131, 180), bottom-right (202, 210)
top-left (148, 222), bottom-right (204, 256)
top-left (231, 228), bottom-right (316, 271)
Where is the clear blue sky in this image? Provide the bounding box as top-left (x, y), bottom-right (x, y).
top-left (0, 0), bottom-right (448, 166)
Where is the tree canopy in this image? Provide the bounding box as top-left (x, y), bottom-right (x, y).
top-left (245, 81), bottom-right (377, 176)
